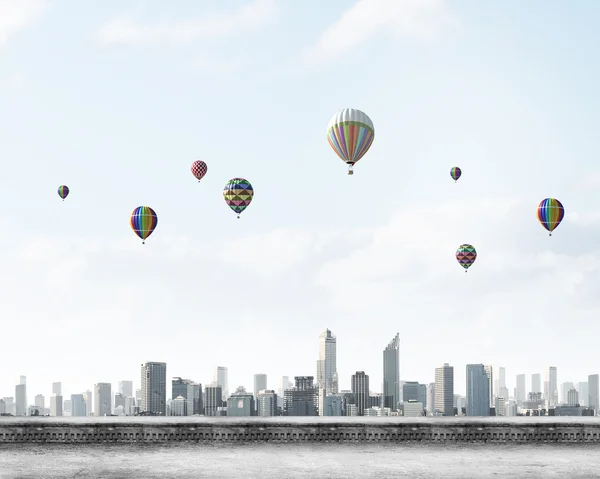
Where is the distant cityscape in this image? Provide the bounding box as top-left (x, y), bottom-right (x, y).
top-left (1, 330), bottom-right (598, 418)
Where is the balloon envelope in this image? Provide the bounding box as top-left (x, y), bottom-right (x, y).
top-left (456, 244), bottom-right (477, 271)
top-left (223, 178), bottom-right (253, 217)
top-left (58, 185), bottom-right (69, 200)
top-left (191, 160), bottom-right (208, 181)
top-left (537, 198), bottom-right (564, 234)
top-left (130, 206), bottom-right (158, 241)
top-left (450, 167), bottom-right (461, 182)
top-left (327, 108), bottom-right (374, 167)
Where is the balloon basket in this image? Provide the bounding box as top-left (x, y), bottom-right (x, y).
top-left (348, 170), bottom-right (354, 176)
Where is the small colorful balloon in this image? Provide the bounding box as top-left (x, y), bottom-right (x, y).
top-left (191, 160), bottom-right (208, 182)
top-left (450, 167), bottom-right (461, 183)
top-left (58, 185), bottom-right (69, 201)
top-left (537, 198), bottom-right (564, 236)
top-left (327, 108), bottom-right (375, 175)
top-left (223, 178), bottom-right (253, 219)
top-left (130, 206), bottom-right (158, 244)
top-left (456, 244), bottom-right (477, 272)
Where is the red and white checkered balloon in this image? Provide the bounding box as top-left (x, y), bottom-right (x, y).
top-left (191, 160), bottom-right (208, 181)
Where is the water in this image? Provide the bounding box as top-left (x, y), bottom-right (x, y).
top-left (1, 443), bottom-right (599, 478)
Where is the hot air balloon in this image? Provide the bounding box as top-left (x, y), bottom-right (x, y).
top-left (191, 160), bottom-right (208, 182)
top-left (58, 185), bottom-right (69, 201)
top-left (130, 206), bottom-right (158, 244)
top-left (456, 244), bottom-right (477, 272)
top-left (450, 167), bottom-right (461, 183)
top-left (327, 108), bottom-right (374, 175)
top-left (537, 198), bottom-right (564, 236)
top-left (223, 178), bottom-right (253, 219)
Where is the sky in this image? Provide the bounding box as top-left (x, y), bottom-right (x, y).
top-left (1, 0), bottom-right (600, 404)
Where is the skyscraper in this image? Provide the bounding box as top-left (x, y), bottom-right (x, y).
top-left (546, 367), bottom-right (558, 406)
top-left (15, 377), bottom-right (26, 417)
top-left (484, 365), bottom-right (493, 408)
top-left (172, 377), bottom-right (197, 416)
top-left (317, 329), bottom-right (338, 395)
top-left (205, 385), bottom-right (223, 417)
top-left (383, 333), bottom-right (400, 410)
top-left (118, 381), bottom-right (133, 398)
top-left (531, 373), bottom-right (541, 394)
top-left (351, 371), bottom-right (369, 416)
top-left (94, 383), bottom-right (111, 416)
top-left (588, 374), bottom-right (599, 415)
top-left (426, 383), bottom-right (435, 415)
top-left (213, 367), bottom-right (229, 399)
top-left (434, 363), bottom-right (454, 416)
top-left (577, 382), bottom-right (589, 407)
top-left (34, 394), bottom-right (45, 410)
top-left (71, 394), bottom-right (86, 417)
top-left (516, 374), bottom-right (526, 404)
top-left (254, 374), bottom-right (268, 398)
top-left (466, 364), bottom-right (490, 417)
top-left (141, 361), bottom-right (167, 415)
top-left (52, 382), bottom-right (62, 396)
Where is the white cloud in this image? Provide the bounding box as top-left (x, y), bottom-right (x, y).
top-left (303, 0), bottom-right (456, 65)
top-left (94, 0), bottom-right (278, 47)
top-left (0, 0), bottom-right (47, 49)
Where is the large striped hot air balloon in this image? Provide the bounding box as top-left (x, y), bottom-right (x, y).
top-left (537, 198), bottom-right (564, 236)
top-left (223, 178), bottom-right (253, 219)
top-left (327, 108), bottom-right (374, 175)
top-left (58, 185), bottom-right (69, 201)
top-left (130, 206), bottom-right (158, 244)
top-left (456, 244), bottom-right (477, 272)
top-left (450, 167), bottom-right (461, 183)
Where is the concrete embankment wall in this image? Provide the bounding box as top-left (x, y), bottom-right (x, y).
top-left (1, 417), bottom-right (600, 444)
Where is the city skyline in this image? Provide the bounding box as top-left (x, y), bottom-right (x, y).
top-left (1, 0), bottom-right (600, 399)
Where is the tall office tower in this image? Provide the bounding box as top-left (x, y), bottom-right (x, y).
top-left (531, 373), bottom-right (541, 394)
top-left (466, 364), bottom-right (490, 416)
top-left (63, 400), bottom-right (72, 414)
top-left (283, 376), bottom-right (318, 416)
top-left (50, 395), bottom-right (63, 416)
top-left (434, 363), bottom-right (454, 416)
top-left (383, 333), bottom-right (400, 410)
top-left (257, 390), bottom-right (277, 416)
top-left (141, 362), bottom-right (167, 415)
top-left (484, 365), bottom-right (493, 408)
top-left (52, 382), bottom-right (62, 396)
top-left (34, 394), bottom-right (45, 410)
top-left (204, 385), bottom-right (223, 417)
top-left (84, 390), bottom-right (93, 416)
top-left (172, 377), bottom-right (197, 416)
top-left (577, 382), bottom-right (589, 406)
top-left (71, 394), bottom-right (86, 417)
top-left (567, 389), bottom-right (579, 407)
top-left (351, 371), bottom-right (369, 416)
top-left (114, 393), bottom-right (126, 413)
top-left (588, 374), bottom-right (599, 415)
top-left (498, 367), bottom-right (506, 389)
top-left (15, 377), bottom-right (26, 416)
top-left (426, 383), bottom-right (435, 415)
top-left (277, 376), bottom-right (292, 409)
top-left (561, 382), bottom-right (574, 404)
top-left (94, 383), bottom-right (112, 416)
top-left (254, 374), bottom-right (268, 399)
top-left (546, 367), bottom-right (558, 406)
top-left (402, 382), bottom-right (420, 402)
top-left (118, 381), bottom-right (133, 398)
top-left (317, 329), bottom-right (338, 395)
top-left (516, 374), bottom-right (526, 404)
top-left (213, 367), bottom-right (229, 399)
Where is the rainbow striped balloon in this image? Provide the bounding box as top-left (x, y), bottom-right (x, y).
top-left (537, 198), bottom-right (564, 236)
top-left (327, 108), bottom-right (374, 175)
top-left (450, 167), bottom-right (461, 182)
top-left (130, 206), bottom-right (158, 244)
top-left (57, 185), bottom-right (69, 201)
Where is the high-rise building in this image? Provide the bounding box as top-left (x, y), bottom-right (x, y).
top-left (577, 382), bottom-right (589, 407)
top-left (435, 363), bottom-right (454, 416)
top-left (94, 383), bottom-right (112, 416)
top-left (71, 394), bottom-right (86, 417)
top-left (560, 382), bottom-right (574, 404)
top-left (257, 390), bottom-right (277, 416)
top-left (498, 367), bottom-right (506, 389)
top-left (34, 394), bottom-right (45, 410)
top-left (254, 374), bottom-right (267, 399)
top-left (567, 389), bottom-right (579, 407)
top-left (50, 395), bottom-right (63, 416)
top-left (317, 329), bottom-right (338, 395)
top-left (588, 374), bottom-right (599, 415)
top-left (84, 390), bottom-right (93, 416)
top-left (466, 364), bottom-right (490, 416)
top-left (227, 390), bottom-right (255, 417)
top-left (283, 376), bottom-right (318, 416)
top-left (172, 377), bottom-right (198, 416)
top-left (52, 382), bottom-right (62, 396)
top-left (484, 365), bottom-right (493, 408)
top-left (114, 393), bottom-right (126, 413)
top-left (516, 374), bottom-right (526, 404)
top-left (141, 362), bottom-right (167, 415)
top-left (351, 371), bottom-right (369, 416)
top-left (426, 383), bottom-right (435, 415)
top-left (531, 373), bottom-right (541, 394)
top-left (118, 381), bottom-right (133, 398)
top-left (546, 367), bottom-right (558, 406)
top-left (277, 376), bottom-right (292, 409)
top-left (383, 333), bottom-right (400, 410)
top-left (204, 385), bottom-right (223, 417)
top-left (15, 377), bottom-right (27, 416)
top-left (213, 367), bottom-right (229, 400)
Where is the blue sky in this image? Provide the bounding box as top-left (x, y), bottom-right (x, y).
top-left (1, 0), bottom-right (600, 405)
